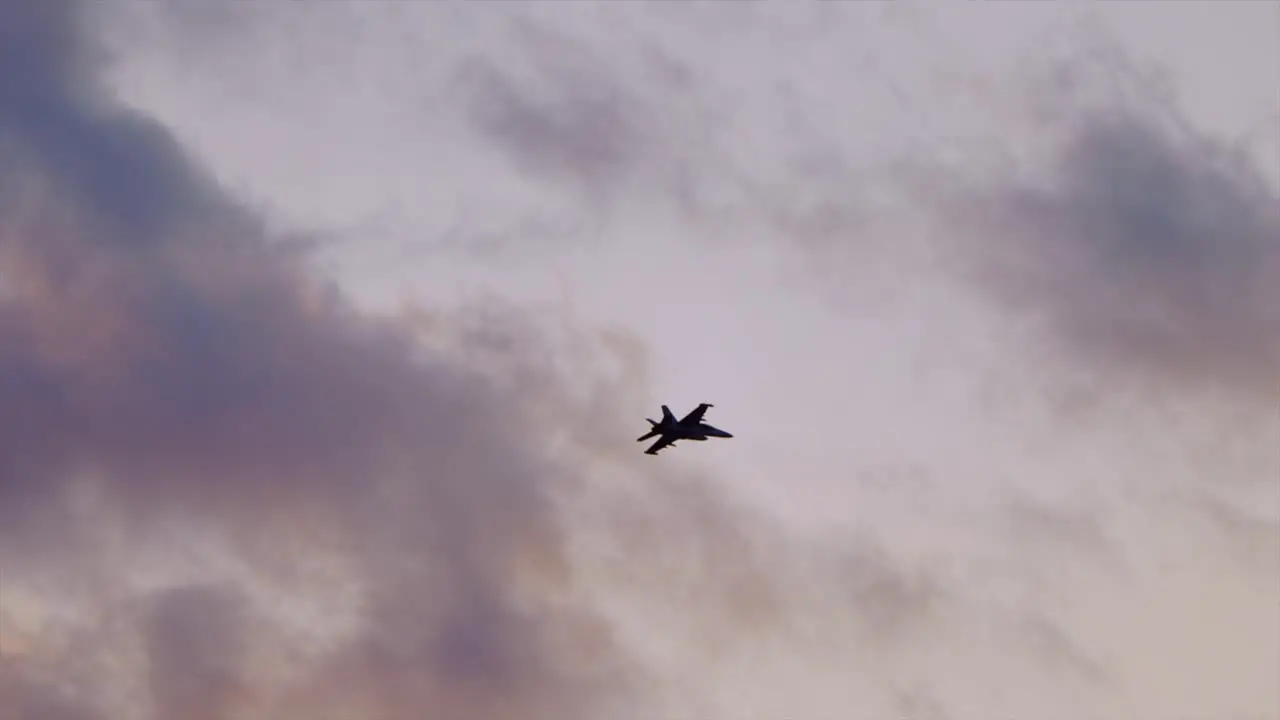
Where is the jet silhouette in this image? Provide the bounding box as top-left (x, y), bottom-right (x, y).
top-left (636, 403), bottom-right (733, 455)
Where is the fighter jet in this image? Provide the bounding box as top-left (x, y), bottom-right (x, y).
top-left (636, 403), bottom-right (733, 455)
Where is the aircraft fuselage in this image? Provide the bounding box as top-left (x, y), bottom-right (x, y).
top-left (671, 422), bottom-right (733, 440)
top-left (638, 403), bottom-right (733, 454)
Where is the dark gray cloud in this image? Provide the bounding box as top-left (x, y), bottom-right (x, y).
top-left (462, 63), bottom-right (641, 191)
top-left (0, 2), bottom-right (85, 116)
top-left (9, 3), bottom-right (1272, 717)
top-left (457, 23), bottom-right (647, 200)
top-left (1, 3), bottom-right (862, 719)
top-left (942, 78), bottom-right (1279, 399)
top-left (839, 540), bottom-right (945, 647)
top-left (450, 12), bottom-right (748, 228)
top-left (145, 586), bottom-right (246, 720)
top-left (0, 1), bottom-right (643, 717)
top-left (1001, 497), bottom-right (1116, 564)
top-left (0, 0), bottom-right (239, 249)
top-left (1010, 612), bottom-right (1110, 687)
top-left (1, 658), bottom-right (104, 720)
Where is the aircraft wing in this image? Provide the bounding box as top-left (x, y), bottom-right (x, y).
top-left (679, 403), bottom-right (713, 425)
top-left (644, 435), bottom-right (675, 455)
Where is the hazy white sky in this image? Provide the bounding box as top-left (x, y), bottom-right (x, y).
top-left (3, 2), bottom-right (1278, 720)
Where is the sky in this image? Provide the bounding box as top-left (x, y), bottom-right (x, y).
top-left (1, 2), bottom-right (1277, 720)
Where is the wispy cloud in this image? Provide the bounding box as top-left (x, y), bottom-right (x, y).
top-left (0, 2), bottom-right (766, 718)
top-left (938, 66), bottom-right (1280, 400)
top-left (3, 3), bottom-right (1276, 720)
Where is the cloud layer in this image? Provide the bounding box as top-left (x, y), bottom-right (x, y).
top-left (3, 3), bottom-right (1276, 720)
top-left (939, 74), bottom-right (1280, 401)
top-left (1, 2), bottom-right (689, 718)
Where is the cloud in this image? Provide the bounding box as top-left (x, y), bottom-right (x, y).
top-left (0, 2), bottom-right (747, 718)
top-left (4, 4), bottom-right (908, 720)
top-left (459, 41), bottom-right (645, 198)
top-left (2, 660), bottom-right (104, 720)
top-left (935, 56), bottom-right (1280, 400)
top-left (6, 4), bottom-right (1276, 719)
top-left (446, 5), bottom-right (772, 231)
top-left (145, 586), bottom-right (246, 720)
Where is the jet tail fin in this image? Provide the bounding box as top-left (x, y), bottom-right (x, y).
top-left (661, 405), bottom-right (675, 424)
top-left (637, 419), bottom-right (659, 442)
